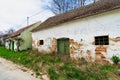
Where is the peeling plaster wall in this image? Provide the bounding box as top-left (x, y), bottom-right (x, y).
top-left (32, 37), bottom-right (53, 53)
top-left (13, 40), bottom-right (17, 51)
top-left (108, 39), bottom-right (120, 58)
top-left (32, 9), bottom-right (120, 63)
top-left (18, 22), bottom-right (41, 51)
top-left (5, 40), bottom-right (9, 49)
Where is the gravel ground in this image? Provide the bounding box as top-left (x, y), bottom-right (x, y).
top-left (0, 57), bottom-right (40, 80)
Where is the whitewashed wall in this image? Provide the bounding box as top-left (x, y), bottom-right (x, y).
top-left (5, 41), bottom-right (9, 49)
top-left (32, 9), bottom-right (120, 63)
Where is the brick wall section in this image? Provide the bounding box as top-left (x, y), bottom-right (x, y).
top-left (52, 38), bottom-right (57, 52)
top-left (95, 46), bottom-right (108, 63)
top-left (95, 46), bottom-right (107, 53)
top-left (86, 50), bottom-right (92, 62)
top-left (70, 39), bottom-right (82, 60)
top-left (70, 39), bottom-right (74, 54)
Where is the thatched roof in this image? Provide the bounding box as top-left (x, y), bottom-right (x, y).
top-left (32, 0), bottom-right (120, 32)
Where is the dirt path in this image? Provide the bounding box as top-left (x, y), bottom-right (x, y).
top-left (0, 57), bottom-right (40, 80)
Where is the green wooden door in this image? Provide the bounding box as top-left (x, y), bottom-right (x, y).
top-left (12, 41), bottom-right (14, 51)
top-left (64, 41), bottom-right (70, 54)
top-left (57, 38), bottom-right (70, 54)
top-left (57, 40), bottom-right (65, 54)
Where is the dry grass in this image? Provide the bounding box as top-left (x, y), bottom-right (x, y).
top-left (0, 46), bottom-right (120, 80)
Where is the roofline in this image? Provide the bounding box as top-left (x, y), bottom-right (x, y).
top-left (8, 21), bottom-right (41, 38)
top-left (32, 0), bottom-right (120, 32)
top-left (32, 7), bottom-right (120, 32)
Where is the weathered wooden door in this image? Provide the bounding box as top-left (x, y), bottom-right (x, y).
top-left (57, 38), bottom-right (70, 54)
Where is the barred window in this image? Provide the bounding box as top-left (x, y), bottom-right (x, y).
top-left (95, 35), bottom-right (109, 45)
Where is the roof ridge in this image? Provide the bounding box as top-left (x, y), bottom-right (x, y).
top-left (32, 0), bottom-right (120, 32)
top-left (8, 21), bottom-right (41, 38)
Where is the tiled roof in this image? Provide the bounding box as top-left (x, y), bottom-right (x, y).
top-left (32, 0), bottom-right (120, 32)
top-left (8, 21), bottom-right (40, 38)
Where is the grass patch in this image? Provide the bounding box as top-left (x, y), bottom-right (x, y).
top-left (0, 46), bottom-right (120, 80)
top-left (48, 67), bottom-right (59, 80)
top-left (100, 64), bottom-right (117, 71)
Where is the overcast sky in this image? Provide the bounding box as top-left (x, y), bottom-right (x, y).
top-left (0, 0), bottom-right (54, 32)
top-left (0, 0), bottom-right (93, 32)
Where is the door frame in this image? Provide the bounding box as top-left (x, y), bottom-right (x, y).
top-left (11, 40), bottom-right (14, 51)
top-left (57, 38), bottom-right (70, 54)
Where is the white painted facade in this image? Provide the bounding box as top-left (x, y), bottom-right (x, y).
top-left (5, 40), bottom-right (9, 49)
top-left (32, 9), bottom-right (120, 63)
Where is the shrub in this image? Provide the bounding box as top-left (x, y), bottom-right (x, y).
top-left (111, 55), bottom-right (120, 64)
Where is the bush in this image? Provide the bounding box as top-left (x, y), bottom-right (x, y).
top-left (111, 55), bottom-right (120, 64)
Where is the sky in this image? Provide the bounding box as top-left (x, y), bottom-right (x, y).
top-left (0, 0), bottom-right (93, 33)
top-left (0, 0), bottom-right (54, 32)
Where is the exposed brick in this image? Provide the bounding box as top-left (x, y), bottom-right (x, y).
top-left (52, 38), bottom-right (57, 52)
top-left (95, 46), bottom-right (107, 53)
top-left (95, 46), bottom-right (108, 63)
top-left (70, 39), bottom-right (74, 43)
top-left (70, 47), bottom-right (74, 54)
top-left (95, 54), bottom-right (101, 60)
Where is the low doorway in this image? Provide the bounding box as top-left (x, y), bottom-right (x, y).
top-left (57, 38), bottom-right (70, 54)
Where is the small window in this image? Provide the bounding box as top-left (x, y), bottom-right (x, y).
top-left (39, 40), bottom-right (44, 45)
top-left (95, 35), bottom-right (109, 45)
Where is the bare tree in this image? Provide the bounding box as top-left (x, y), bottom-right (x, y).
top-left (93, 0), bottom-right (99, 3)
top-left (0, 28), bottom-right (15, 38)
top-left (49, 0), bottom-right (87, 15)
top-left (5, 28), bottom-right (15, 35)
top-left (48, 0), bottom-right (101, 15)
top-left (0, 31), bottom-right (4, 37)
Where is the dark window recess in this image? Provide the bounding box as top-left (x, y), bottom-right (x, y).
top-left (95, 35), bottom-right (109, 45)
top-left (40, 40), bottom-right (44, 45)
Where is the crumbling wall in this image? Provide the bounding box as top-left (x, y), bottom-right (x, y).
top-left (69, 37), bottom-right (120, 64)
top-left (31, 8), bottom-right (120, 63)
top-left (32, 36), bottom-right (120, 64)
top-left (70, 39), bottom-right (95, 62)
top-left (52, 38), bottom-right (57, 52)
